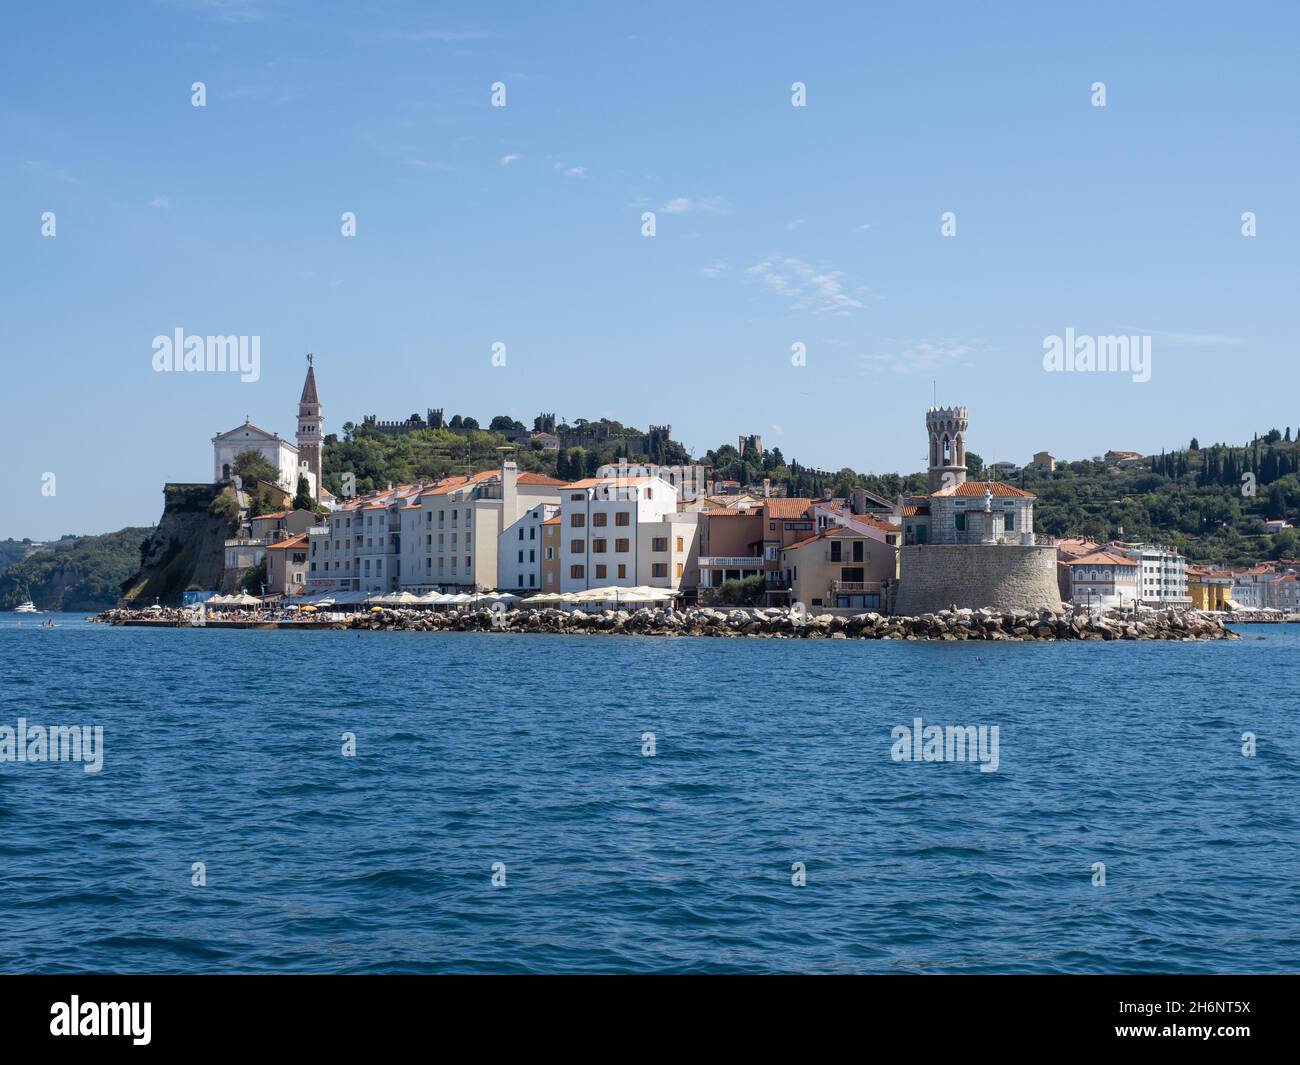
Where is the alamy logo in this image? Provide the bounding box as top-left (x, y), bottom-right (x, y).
top-left (890, 716), bottom-right (1000, 773)
top-left (50, 996), bottom-right (150, 1045)
top-left (151, 328), bottom-right (261, 382)
top-left (1042, 328), bottom-right (1150, 383)
top-left (0, 718), bottom-right (104, 773)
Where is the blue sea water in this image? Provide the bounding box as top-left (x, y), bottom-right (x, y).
top-left (0, 614), bottom-right (1297, 974)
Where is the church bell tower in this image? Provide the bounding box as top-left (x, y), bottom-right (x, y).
top-left (296, 354), bottom-right (323, 497)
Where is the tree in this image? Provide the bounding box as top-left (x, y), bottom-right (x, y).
top-left (231, 448), bottom-right (281, 486)
top-left (448, 415), bottom-right (463, 429)
top-left (462, 417), bottom-right (480, 431)
top-left (965, 451), bottom-right (985, 479)
top-left (293, 474), bottom-right (314, 511)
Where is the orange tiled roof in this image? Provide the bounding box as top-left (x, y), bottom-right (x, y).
top-left (267, 533), bottom-right (308, 550)
top-left (518, 472), bottom-right (568, 486)
top-left (565, 476), bottom-right (659, 490)
top-left (1065, 550), bottom-right (1137, 567)
top-left (541, 515), bottom-right (562, 526)
top-left (251, 511), bottom-right (289, 522)
top-left (783, 526), bottom-right (893, 552)
top-left (763, 498), bottom-right (817, 519)
top-left (930, 480), bottom-right (1035, 499)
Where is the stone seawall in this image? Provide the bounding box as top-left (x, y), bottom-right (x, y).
top-left (92, 605), bottom-right (1241, 641)
top-left (895, 544), bottom-right (1063, 615)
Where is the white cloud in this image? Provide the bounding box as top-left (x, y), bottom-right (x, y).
top-left (744, 255), bottom-right (866, 316)
top-left (857, 339), bottom-right (991, 374)
top-left (660, 196), bottom-right (728, 215)
top-left (148, 195), bottom-right (171, 209)
top-left (498, 153), bottom-right (521, 166)
top-left (701, 262), bottom-right (730, 279)
top-left (785, 218), bottom-right (807, 231)
top-left (1135, 329), bottom-right (1245, 347)
top-left (394, 29), bottom-right (493, 42)
top-left (854, 222), bottom-right (875, 232)
top-left (406, 158), bottom-right (452, 170)
top-left (564, 166), bottom-right (587, 178)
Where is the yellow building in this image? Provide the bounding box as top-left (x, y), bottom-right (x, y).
top-left (1187, 566), bottom-right (1231, 611)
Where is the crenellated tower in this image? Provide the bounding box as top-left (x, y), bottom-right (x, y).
top-left (926, 405), bottom-right (968, 494)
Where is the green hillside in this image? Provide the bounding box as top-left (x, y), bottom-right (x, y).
top-left (0, 527), bottom-right (155, 611)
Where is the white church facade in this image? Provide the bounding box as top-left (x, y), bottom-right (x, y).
top-left (211, 358), bottom-right (324, 498)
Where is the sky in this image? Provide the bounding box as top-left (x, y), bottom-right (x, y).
top-left (1, 0), bottom-right (1297, 539)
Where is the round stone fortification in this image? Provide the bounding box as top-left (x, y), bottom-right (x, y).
top-left (894, 543), bottom-right (1064, 615)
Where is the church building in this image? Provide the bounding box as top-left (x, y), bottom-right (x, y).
top-left (211, 357), bottom-right (323, 499)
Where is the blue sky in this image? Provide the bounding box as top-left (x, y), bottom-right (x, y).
top-left (1, 0), bottom-right (1296, 539)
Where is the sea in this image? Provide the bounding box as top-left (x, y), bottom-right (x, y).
top-left (0, 614), bottom-right (1296, 974)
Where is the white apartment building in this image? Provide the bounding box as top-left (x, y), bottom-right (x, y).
top-left (1116, 541), bottom-right (1190, 606)
top-left (559, 476), bottom-right (699, 593)
top-left (498, 502), bottom-right (559, 594)
top-left (399, 461), bottom-right (567, 594)
top-left (308, 482), bottom-right (428, 594)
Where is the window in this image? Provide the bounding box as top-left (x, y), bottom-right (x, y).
top-left (571, 513), bottom-right (585, 528)
top-left (646, 488), bottom-right (653, 499)
top-left (676, 562), bottom-right (683, 578)
top-left (652, 537), bottom-right (668, 552)
top-left (546, 547), bottom-right (554, 560)
top-left (651, 563), bottom-right (668, 578)
top-left (617, 564), bottom-right (626, 579)
top-left (1004, 513), bottom-right (1014, 531)
top-left (615, 511), bottom-right (630, 526)
top-left (571, 564), bottom-right (585, 578)
top-left (518, 527), bottom-right (524, 540)
top-left (593, 512), bottom-right (607, 527)
top-left (518, 550), bottom-right (524, 564)
top-left (595, 564), bottom-right (607, 579)
top-left (592, 539), bottom-right (607, 553)
top-left (955, 513), bottom-right (966, 531)
top-left (529, 527), bottom-right (535, 540)
top-left (853, 541), bottom-right (864, 562)
top-left (831, 541), bottom-right (842, 562)
top-left (676, 536), bottom-right (683, 552)
top-left (615, 538), bottom-right (629, 553)
top-left (570, 493), bottom-right (583, 501)
top-left (570, 539), bottom-right (584, 553)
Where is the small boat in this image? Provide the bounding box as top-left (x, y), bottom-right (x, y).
top-left (14, 598), bottom-right (39, 614)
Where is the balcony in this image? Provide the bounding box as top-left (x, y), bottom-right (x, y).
top-left (831, 580), bottom-right (884, 594)
top-left (698, 556), bottom-right (764, 568)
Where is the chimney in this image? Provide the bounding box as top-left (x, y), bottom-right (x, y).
top-left (851, 488), bottom-right (867, 515)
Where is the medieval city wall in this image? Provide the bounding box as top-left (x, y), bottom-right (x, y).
top-left (894, 544), bottom-right (1063, 615)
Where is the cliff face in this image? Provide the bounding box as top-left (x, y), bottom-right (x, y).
top-left (118, 484), bottom-right (235, 606)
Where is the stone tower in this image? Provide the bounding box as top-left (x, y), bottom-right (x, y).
top-left (926, 405), bottom-right (968, 494)
top-left (296, 354), bottom-right (323, 496)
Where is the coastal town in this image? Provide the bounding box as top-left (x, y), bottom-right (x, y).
top-left (94, 361), bottom-right (1292, 634)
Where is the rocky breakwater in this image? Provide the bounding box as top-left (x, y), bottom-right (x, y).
top-left (339, 605), bottom-right (1241, 642)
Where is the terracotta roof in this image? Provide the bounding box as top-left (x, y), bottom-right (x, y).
top-left (252, 511), bottom-right (289, 521)
top-left (1065, 550), bottom-right (1137, 567)
top-left (930, 480), bottom-right (1035, 499)
top-left (541, 515), bottom-right (562, 526)
top-left (565, 476), bottom-right (658, 489)
top-left (517, 472), bottom-right (569, 486)
top-left (763, 498), bottom-right (817, 519)
top-left (899, 504), bottom-right (930, 517)
top-left (783, 526), bottom-right (889, 552)
top-left (267, 533), bottom-right (308, 550)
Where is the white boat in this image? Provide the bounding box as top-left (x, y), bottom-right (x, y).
top-left (14, 600), bottom-right (39, 614)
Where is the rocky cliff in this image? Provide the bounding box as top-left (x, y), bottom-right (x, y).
top-left (118, 483), bottom-right (235, 606)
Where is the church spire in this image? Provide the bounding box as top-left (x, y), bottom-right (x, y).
top-left (300, 353), bottom-right (320, 405)
top-left (296, 354), bottom-right (323, 498)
